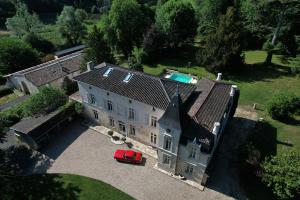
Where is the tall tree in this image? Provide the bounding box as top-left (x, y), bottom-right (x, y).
top-left (57, 6), bottom-right (87, 46)
top-left (155, 0), bottom-right (197, 48)
top-left (105, 0), bottom-right (150, 57)
top-left (196, 7), bottom-right (243, 73)
top-left (5, 0), bottom-right (42, 37)
top-left (196, 0), bottom-right (234, 34)
top-left (143, 24), bottom-right (166, 61)
top-left (0, 37), bottom-right (40, 74)
top-left (84, 25), bottom-right (112, 65)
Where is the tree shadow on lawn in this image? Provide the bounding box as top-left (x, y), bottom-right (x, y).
top-left (1, 174), bottom-right (81, 200)
top-left (206, 117), bottom-right (280, 199)
top-left (224, 63), bottom-right (293, 83)
top-left (278, 115), bottom-right (300, 126)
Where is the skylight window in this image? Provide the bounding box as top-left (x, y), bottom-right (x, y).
top-left (103, 67), bottom-right (113, 77)
top-left (123, 73), bottom-right (133, 83)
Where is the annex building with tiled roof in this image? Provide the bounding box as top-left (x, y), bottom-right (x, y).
top-left (5, 51), bottom-right (83, 94)
top-left (73, 62), bottom-right (239, 186)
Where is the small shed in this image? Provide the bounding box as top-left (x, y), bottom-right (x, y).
top-left (10, 108), bottom-right (75, 150)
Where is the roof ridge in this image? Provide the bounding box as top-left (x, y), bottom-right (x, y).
top-left (159, 79), bottom-right (171, 102)
top-left (103, 62), bottom-right (193, 86)
top-left (23, 52), bottom-right (82, 75)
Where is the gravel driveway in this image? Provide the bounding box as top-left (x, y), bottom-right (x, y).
top-left (40, 121), bottom-right (233, 200)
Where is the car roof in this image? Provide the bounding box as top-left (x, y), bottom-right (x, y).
top-left (125, 150), bottom-right (135, 157)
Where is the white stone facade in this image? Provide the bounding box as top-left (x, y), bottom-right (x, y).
top-left (77, 81), bottom-right (164, 147)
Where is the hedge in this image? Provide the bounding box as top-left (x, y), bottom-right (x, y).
top-left (0, 85), bottom-right (12, 97)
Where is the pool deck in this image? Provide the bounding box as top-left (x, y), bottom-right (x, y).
top-left (164, 70), bottom-right (198, 84)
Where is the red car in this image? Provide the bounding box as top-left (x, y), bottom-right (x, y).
top-left (114, 149), bottom-right (143, 164)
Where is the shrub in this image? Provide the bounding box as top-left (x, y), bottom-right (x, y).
top-left (0, 85), bottom-right (12, 97)
top-left (23, 86), bottom-right (67, 117)
top-left (261, 149), bottom-right (300, 199)
top-left (128, 47), bottom-right (145, 72)
top-left (61, 77), bottom-right (78, 95)
top-left (267, 93), bottom-right (300, 120)
top-left (0, 37), bottom-right (40, 74)
top-left (74, 102), bottom-right (84, 115)
top-left (23, 34), bottom-right (55, 54)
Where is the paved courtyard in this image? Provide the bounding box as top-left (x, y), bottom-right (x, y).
top-left (40, 121), bottom-right (233, 200)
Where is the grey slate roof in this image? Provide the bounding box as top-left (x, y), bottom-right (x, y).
top-left (10, 110), bottom-right (61, 135)
top-left (193, 82), bottom-right (232, 132)
top-left (181, 78), bottom-right (233, 151)
top-left (23, 52), bottom-right (83, 86)
top-left (158, 89), bottom-right (183, 130)
top-left (74, 63), bottom-right (196, 110)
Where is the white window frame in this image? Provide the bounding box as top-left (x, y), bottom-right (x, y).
top-left (150, 133), bottom-right (157, 144)
top-left (186, 164), bottom-right (193, 175)
top-left (118, 121), bottom-right (126, 133)
top-left (162, 154), bottom-right (170, 165)
top-left (89, 93), bottom-right (96, 105)
top-left (109, 117), bottom-right (115, 127)
top-left (93, 110), bottom-right (98, 120)
top-left (164, 135), bottom-right (172, 150)
top-left (151, 116), bottom-right (157, 128)
top-left (107, 100), bottom-right (113, 111)
top-left (129, 125), bottom-right (135, 135)
top-left (190, 145), bottom-right (197, 159)
top-left (128, 108), bottom-right (135, 120)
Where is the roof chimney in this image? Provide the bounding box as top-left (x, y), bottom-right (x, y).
top-left (87, 61), bottom-right (94, 71)
top-left (230, 85), bottom-right (237, 96)
top-left (216, 73), bottom-right (222, 81)
top-left (212, 122), bottom-right (220, 136)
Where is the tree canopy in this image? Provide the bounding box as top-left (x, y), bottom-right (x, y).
top-left (5, 0), bottom-right (42, 37)
top-left (155, 0), bottom-right (197, 48)
top-left (22, 86), bottom-right (67, 117)
top-left (196, 7), bottom-right (244, 73)
top-left (0, 37), bottom-right (40, 74)
top-left (105, 0), bottom-right (150, 56)
top-left (83, 25), bottom-right (112, 65)
top-left (57, 6), bottom-right (87, 46)
top-left (262, 149), bottom-right (300, 199)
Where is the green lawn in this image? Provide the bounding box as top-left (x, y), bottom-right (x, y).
top-left (142, 50), bottom-right (300, 154)
top-left (0, 93), bottom-right (18, 105)
top-left (3, 174), bottom-right (134, 200)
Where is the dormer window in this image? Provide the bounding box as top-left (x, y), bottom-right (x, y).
top-left (123, 73), bottom-right (133, 83)
top-left (103, 67), bottom-right (113, 77)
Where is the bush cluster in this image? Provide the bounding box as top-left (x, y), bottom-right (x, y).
top-left (267, 93), bottom-right (300, 120)
top-left (0, 85), bottom-right (12, 97)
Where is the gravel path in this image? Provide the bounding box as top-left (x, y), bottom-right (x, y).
top-left (40, 122), bottom-right (233, 200)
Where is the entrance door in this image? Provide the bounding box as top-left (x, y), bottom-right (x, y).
top-left (118, 121), bottom-right (126, 135)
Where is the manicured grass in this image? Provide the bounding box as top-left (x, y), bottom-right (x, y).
top-left (3, 174), bottom-right (134, 200)
top-left (142, 50), bottom-right (300, 154)
top-left (143, 57), bottom-right (215, 79)
top-left (0, 93), bottom-right (18, 105)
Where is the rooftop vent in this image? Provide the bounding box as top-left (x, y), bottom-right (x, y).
top-left (123, 73), bottom-right (133, 83)
top-left (103, 67), bottom-right (113, 77)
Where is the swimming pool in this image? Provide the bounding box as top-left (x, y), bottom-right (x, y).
top-left (168, 73), bottom-right (193, 83)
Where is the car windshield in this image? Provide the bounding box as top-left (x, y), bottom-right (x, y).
top-left (125, 152), bottom-right (135, 158)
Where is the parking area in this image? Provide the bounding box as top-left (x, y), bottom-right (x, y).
top-left (40, 121), bottom-right (233, 200)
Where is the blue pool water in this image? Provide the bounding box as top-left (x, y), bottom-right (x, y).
top-left (169, 73), bottom-right (192, 83)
